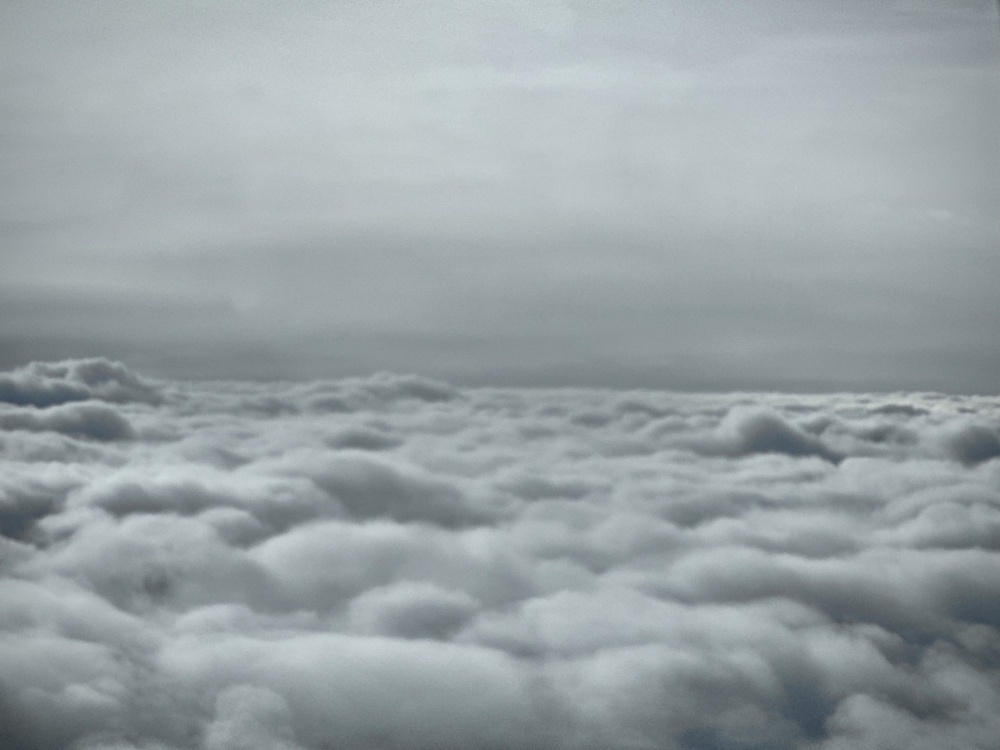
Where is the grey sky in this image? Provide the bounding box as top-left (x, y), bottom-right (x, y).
top-left (2, 0), bottom-right (998, 391)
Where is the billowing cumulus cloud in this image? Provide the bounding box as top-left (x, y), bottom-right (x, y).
top-left (0, 401), bottom-right (136, 441)
top-left (1, 359), bottom-right (998, 749)
top-left (0, 358), bottom-right (163, 407)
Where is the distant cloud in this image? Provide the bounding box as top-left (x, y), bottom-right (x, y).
top-left (1, 360), bottom-right (998, 749)
top-left (0, 357), bottom-right (163, 406)
top-left (0, 401), bottom-right (135, 441)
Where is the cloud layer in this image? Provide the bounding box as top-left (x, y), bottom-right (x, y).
top-left (1, 358), bottom-right (999, 749)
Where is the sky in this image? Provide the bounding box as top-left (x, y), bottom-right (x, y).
top-left (1, 0), bottom-right (998, 392)
top-left (1, 357), bottom-right (999, 749)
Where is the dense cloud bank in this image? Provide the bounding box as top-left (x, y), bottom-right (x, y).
top-left (1, 358), bottom-right (999, 749)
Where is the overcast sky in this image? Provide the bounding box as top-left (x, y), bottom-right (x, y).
top-left (2, 0), bottom-right (998, 392)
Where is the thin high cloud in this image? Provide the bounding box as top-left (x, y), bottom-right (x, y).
top-left (1, 358), bottom-right (999, 749)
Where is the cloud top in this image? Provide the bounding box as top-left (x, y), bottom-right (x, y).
top-left (1, 360), bottom-right (998, 749)
top-left (0, 358), bottom-right (163, 407)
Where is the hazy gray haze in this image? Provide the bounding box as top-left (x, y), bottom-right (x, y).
top-left (2, 0), bottom-right (998, 391)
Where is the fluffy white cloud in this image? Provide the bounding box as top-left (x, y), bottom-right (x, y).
top-left (1, 359), bottom-right (998, 749)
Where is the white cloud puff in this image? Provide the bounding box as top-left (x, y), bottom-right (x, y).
top-left (1, 361), bottom-right (998, 749)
